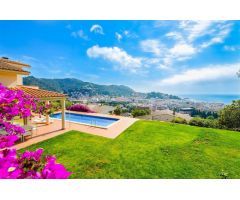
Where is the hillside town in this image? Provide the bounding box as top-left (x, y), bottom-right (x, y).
top-left (68, 94), bottom-right (225, 122)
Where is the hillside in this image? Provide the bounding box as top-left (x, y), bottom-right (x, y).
top-left (23, 76), bottom-right (135, 97)
top-left (23, 76), bottom-right (181, 99)
top-left (146, 91), bottom-right (180, 99)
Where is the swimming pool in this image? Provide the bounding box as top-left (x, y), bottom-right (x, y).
top-left (51, 112), bottom-right (119, 128)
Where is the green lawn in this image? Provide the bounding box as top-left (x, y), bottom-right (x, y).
top-left (21, 120), bottom-right (240, 178)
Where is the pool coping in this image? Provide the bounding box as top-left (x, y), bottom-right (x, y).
top-left (51, 111), bottom-right (121, 129)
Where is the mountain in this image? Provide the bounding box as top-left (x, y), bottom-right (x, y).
top-left (23, 76), bottom-right (181, 99)
top-left (23, 76), bottom-right (135, 97)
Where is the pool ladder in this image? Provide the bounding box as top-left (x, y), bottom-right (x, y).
top-left (91, 120), bottom-right (97, 126)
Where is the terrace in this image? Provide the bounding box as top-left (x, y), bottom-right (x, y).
top-left (14, 112), bottom-right (138, 150)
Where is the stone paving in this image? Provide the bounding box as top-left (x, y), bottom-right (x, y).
top-left (14, 113), bottom-right (138, 150)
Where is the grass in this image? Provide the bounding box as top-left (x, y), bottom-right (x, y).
top-left (21, 120), bottom-right (240, 178)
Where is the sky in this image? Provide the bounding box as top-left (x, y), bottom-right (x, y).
top-left (0, 20), bottom-right (239, 95)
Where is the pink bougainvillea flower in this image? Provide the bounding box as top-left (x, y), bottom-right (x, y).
top-left (0, 135), bottom-right (19, 149)
top-left (0, 83), bottom-right (71, 179)
top-left (21, 148), bottom-right (44, 162)
top-left (42, 156), bottom-right (71, 179)
top-left (67, 103), bottom-right (95, 113)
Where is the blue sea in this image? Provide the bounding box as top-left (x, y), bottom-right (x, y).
top-left (179, 94), bottom-right (240, 104)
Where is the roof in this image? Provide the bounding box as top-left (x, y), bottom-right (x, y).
top-left (0, 60), bottom-right (30, 74)
top-left (13, 86), bottom-right (66, 99)
top-left (0, 58), bottom-right (30, 67)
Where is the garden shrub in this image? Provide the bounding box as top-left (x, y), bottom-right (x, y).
top-left (67, 103), bottom-right (95, 113)
top-left (113, 106), bottom-right (122, 115)
top-left (171, 117), bottom-right (187, 124)
top-left (131, 109), bottom-right (150, 117)
top-left (189, 117), bottom-right (219, 128)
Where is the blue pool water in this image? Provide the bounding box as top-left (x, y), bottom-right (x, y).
top-left (51, 112), bottom-right (119, 128)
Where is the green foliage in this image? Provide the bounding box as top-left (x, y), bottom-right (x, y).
top-left (131, 108), bottom-right (150, 117)
top-left (23, 120), bottom-right (240, 178)
top-left (218, 100), bottom-right (240, 131)
top-left (191, 108), bottom-right (218, 119)
top-left (113, 106), bottom-right (122, 115)
top-left (48, 100), bottom-right (73, 113)
top-left (171, 117), bottom-right (187, 124)
top-left (189, 117), bottom-right (218, 128)
top-left (65, 100), bottom-right (73, 109)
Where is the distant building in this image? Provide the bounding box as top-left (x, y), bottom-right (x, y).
top-left (137, 105), bottom-right (150, 110)
top-left (153, 105), bottom-right (168, 111)
top-left (179, 107), bottom-right (193, 114)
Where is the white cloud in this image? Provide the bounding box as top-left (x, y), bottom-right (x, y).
top-left (224, 45), bottom-right (240, 51)
top-left (160, 63), bottom-right (240, 85)
top-left (115, 32), bottom-right (122, 41)
top-left (90, 24), bottom-right (104, 35)
top-left (141, 21), bottom-right (233, 69)
top-left (165, 31), bottom-right (183, 41)
top-left (200, 23), bottom-right (232, 49)
top-left (140, 39), bottom-right (164, 56)
top-left (123, 30), bottom-right (129, 36)
top-left (170, 43), bottom-right (196, 57)
top-left (87, 45), bottom-right (142, 72)
top-left (71, 30), bottom-right (88, 40)
top-left (22, 55), bottom-right (39, 62)
top-left (123, 30), bottom-right (138, 38)
top-left (179, 20), bottom-right (214, 42)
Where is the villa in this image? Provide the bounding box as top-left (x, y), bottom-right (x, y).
top-left (0, 57), bottom-right (137, 149)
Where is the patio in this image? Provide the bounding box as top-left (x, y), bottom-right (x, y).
top-left (14, 114), bottom-right (138, 150)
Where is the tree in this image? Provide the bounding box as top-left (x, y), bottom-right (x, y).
top-left (173, 108), bottom-right (176, 116)
top-left (113, 106), bottom-right (122, 115)
top-left (0, 84), bottom-right (71, 179)
top-left (218, 100), bottom-right (240, 131)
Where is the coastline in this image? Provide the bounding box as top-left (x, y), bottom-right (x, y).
top-left (179, 94), bottom-right (240, 104)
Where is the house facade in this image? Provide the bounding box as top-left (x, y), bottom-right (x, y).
top-left (0, 57), bottom-right (30, 87)
top-left (0, 57), bottom-right (67, 129)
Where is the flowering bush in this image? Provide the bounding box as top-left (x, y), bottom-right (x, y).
top-left (67, 103), bottom-right (95, 113)
top-left (0, 84), bottom-right (71, 179)
top-left (0, 148), bottom-right (71, 179)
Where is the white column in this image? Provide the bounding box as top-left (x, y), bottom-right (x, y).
top-left (61, 99), bottom-right (66, 129)
top-left (46, 100), bottom-right (50, 125)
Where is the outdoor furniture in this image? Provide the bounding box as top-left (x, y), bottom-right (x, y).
top-left (33, 116), bottom-right (46, 124)
top-left (0, 129), bottom-right (8, 135)
top-left (21, 125), bottom-right (36, 142)
top-left (33, 116), bottom-right (54, 124)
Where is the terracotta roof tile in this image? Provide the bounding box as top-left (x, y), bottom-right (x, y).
top-left (0, 58), bottom-right (30, 67)
top-left (0, 60), bottom-right (30, 74)
top-left (13, 86), bottom-right (66, 99)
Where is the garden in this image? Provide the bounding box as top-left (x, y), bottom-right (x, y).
top-left (23, 120), bottom-right (240, 179)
